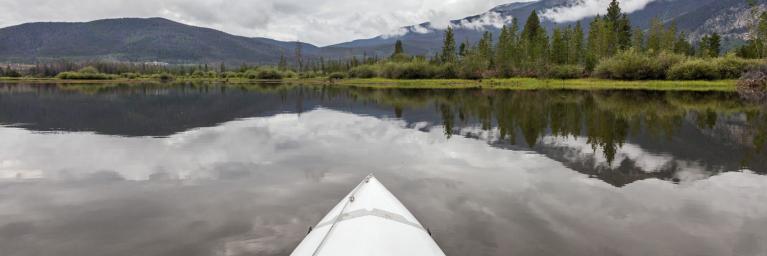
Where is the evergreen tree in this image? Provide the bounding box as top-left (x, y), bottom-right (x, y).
top-left (662, 22), bottom-right (678, 52)
top-left (478, 31), bottom-right (494, 68)
top-left (392, 40), bottom-right (405, 56)
top-left (551, 27), bottom-right (567, 64)
top-left (646, 17), bottom-right (664, 53)
top-left (617, 14), bottom-right (633, 50)
top-left (441, 27), bottom-right (457, 63)
top-left (604, 0), bottom-right (632, 52)
top-left (674, 32), bottom-right (693, 56)
top-left (570, 22), bottom-right (585, 65)
top-left (459, 41), bottom-right (468, 57)
top-left (586, 16), bottom-right (603, 70)
top-left (631, 27), bottom-right (645, 51)
top-left (521, 10), bottom-right (549, 68)
top-left (278, 53), bottom-right (288, 71)
top-left (757, 12), bottom-right (767, 58)
top-left (700, 33), bottom-right (721, 57)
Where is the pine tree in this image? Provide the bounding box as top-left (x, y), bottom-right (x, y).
top-left (392, 40), bottom-right (404, 56)
top-left (663, 22), bottom-right (678, 52)
top-left (755, 11), bottom-right (767, 58)
top-left (478, 31), bottom-right (494, 68)
top-left (617, 14), bottom-right (633, 50)
top-left (674, 32), bottom-right (693, 56)
top-left (278, 53), bottom-right (288, 71)
top-left (496, 25), bottom-right (511, 68)
top-left (606, 0), bottom-right (622, 25)
top-left (571, 22), bottom-right (585, 65)
top-left (586, 16), bottom-right (604, 70)
top-left (441, 27), bottom-right (457, 64)
top-left (631, 27), bottom-right (645, 51)
top-left (708, 33), bottom-right (721, 57)
top-left (646, 17), bottom-right (664, 53)
top-left (551, 27), bottom-right (567, 64)
top-left (459, 41), bottom-right (468, 57)
top-left (521, 10), bottom-right (549, 68)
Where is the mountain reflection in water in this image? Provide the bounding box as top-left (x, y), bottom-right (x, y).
top-left (0, 83), bottom-right (766, 256)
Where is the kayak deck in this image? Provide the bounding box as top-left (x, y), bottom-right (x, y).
top-left (291, 175), bottom-right (446, 256)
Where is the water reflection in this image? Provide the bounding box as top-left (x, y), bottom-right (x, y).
top-left (0, 83), bottom-right (766, 256)
top-left (1, 83), bottom-right (764, 186)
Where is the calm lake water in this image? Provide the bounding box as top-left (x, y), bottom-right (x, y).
top-left (1, 83), bottom-right (766, 256)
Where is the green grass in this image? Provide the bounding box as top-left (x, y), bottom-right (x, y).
top-left (332, 78), bottom-right (737, 91)
top-left (0, 76), bottom-right (737, 91)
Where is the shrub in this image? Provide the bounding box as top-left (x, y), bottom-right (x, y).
top-left (546, 65), bottom-right (585, 79)
top-left (348, 65), bottom-right (379, 78)
top-left (380, 61), bottom-right (436, 79)
top-left (667, 60), bottom-right (721, 80)
top-left (244, 68), bottom-right (285, 80)
top-left (595, 50), bottom-right (683, 80)
top-left (458, 53), bottom-right (489, 80)
top-left (282, 70), bottom-right (298, 79)
top-left (221, 71), bottom-right (240, 78)
top-left (737, 65), bottom-right (767, 103)
top-left (120, 73), bottom-right (140, 79)
top-left (434, 63), bottom-right (459, 79)
top-left (56, 71), bottom-right (114, 80)
top-left (78, 66), bottom-right (99, 74)
top-left (712, 55), bottom-right (764, 79)
top-left (153, 73), bottom-right (175, 82)
top-left (328, 72), bottom-right (348, 80)
top-left (255, 68), bottom-right (284, 79)
top-left (299, 71), bottom-right (323, 79)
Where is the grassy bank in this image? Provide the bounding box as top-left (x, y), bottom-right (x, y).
top-left (0, 77), bottom-right (737, 91)
top-left (331, 78), bottom-right (737, 91)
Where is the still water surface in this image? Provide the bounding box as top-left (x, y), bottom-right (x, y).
top-left (0, 83), bottom-right (766, 256)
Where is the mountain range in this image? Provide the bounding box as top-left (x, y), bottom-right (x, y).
top-left (0, 0), bottom-right (761, 64)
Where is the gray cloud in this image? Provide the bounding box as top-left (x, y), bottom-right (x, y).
top-left (0, 0), bottom-right (517, 46)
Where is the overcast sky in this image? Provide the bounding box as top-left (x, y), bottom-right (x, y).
top-left (0, 0), bottom-right (519, 46)
top-left (0, 0), bottom-right (658, 46)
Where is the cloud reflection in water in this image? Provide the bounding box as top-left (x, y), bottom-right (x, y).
top-left (0, 109), bottom-right (766, 256)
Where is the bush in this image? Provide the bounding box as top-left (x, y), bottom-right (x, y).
top-left (153, 73), bottom-right (175, 82)
top-left (299, 71), bottom-right (323, 79)
top-left (712, 55), bottom-right (764, 79)
top-left (348, 65), bottom-right (379, 78)
top-left (434, 63), bottom-right (459, 79)
top-left (244, 68), bottom-right (285, 80)
top-left (458, 53), bottom-right (489, 80)
top-left (737, 65), bottom-right (767, 103)
top-left (595, 50), bottom-right (683, 80)
top-left (78, 66), bottom-right (99, 74)
top-left (120, 73), bottom-right (140, 79)
top-left (546, 65), bottom-right (585, 79)
top-left (328, 72), bottom-right (348, 80)
top-left (221, 71), bottom-right (240, 78)
top-left (256, 68), bottom-right (284, 79)
top-left (667, 60), bottom-right (721, 80)
top-left (380, 61), bottom-right (436, 79)
top-left (56, 71), bottom-right (114, 80)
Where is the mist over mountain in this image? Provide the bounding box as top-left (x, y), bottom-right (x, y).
top-left (0, 0), bottom-right (760, 64)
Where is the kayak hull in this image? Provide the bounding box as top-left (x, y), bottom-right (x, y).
top-left (290, 175), bottom-right (446, 256)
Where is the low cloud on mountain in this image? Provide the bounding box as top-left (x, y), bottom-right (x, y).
top-left (0, 0), bottom-right (517, 46)
top-left (540, 0), bottom-right (658, 23)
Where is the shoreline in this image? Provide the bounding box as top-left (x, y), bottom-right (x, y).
top-left (0, 77), bottom-right (738, 91)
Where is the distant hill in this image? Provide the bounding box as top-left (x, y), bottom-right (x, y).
top-left (0, 18), bottom-right (331, 64)
top-left (0, 0), bottom-right (761, 64)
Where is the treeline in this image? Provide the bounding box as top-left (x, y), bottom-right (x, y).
top-left (338, 0), bottom-right (764, 81)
